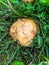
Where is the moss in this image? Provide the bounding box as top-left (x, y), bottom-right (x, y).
top-left (0, 0), bottom-right (49, 65)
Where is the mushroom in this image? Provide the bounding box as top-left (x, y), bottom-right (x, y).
top-left (22, 0), bottom-right (34, 3)
top-left (10, 18), bottom-right (38, 47)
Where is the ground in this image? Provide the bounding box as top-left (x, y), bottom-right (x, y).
top-left (0, 0), bottom-right (49, 65)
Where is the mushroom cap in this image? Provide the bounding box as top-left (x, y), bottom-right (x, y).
top-left (22, 0), bottom-right (34, 3)
top-left (10, 18), bottom-right (38, 47)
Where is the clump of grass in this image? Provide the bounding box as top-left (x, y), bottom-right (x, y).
top-left (0, 0), bottom-right (49, 65)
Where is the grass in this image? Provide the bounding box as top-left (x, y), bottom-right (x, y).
top-left (0, 0), bottom-right (49, 65)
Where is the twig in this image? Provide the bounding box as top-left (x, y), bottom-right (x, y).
top-left (7, 45), bottom-right (21, 65)
top-left (7, 0), bottom-right (20, 16)
top-left (0, 1), bottom-right (9, 8)
top-left (0, 41), bottom-right (13, 53)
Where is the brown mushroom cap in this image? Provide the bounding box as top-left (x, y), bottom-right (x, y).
top-left (22, 0), bottom-right (34, 3)
top-left (10, 18), bottom-right (38, 47)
